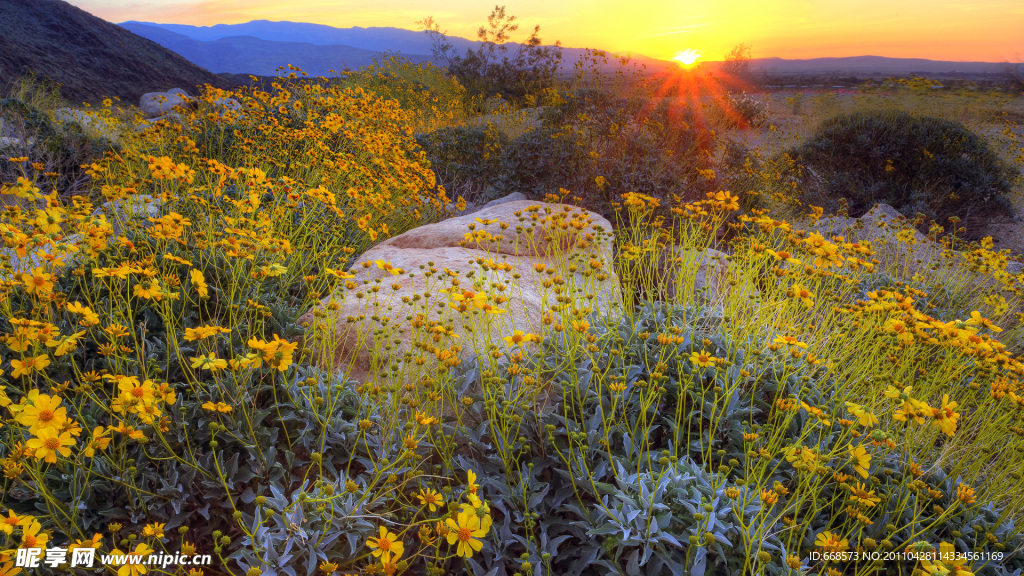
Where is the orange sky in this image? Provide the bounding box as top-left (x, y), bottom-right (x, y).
top-left (67, 0), bottom-right (1024, 62)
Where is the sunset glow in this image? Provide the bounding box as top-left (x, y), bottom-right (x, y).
top-left (64, 0), bottom-right (1024, 63)
top-left (672, 49), bottom-right (702, 66)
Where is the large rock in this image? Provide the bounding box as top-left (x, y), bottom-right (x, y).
top-left (814, 203), bottom-right (944, 277)
top-left (297, 200), bottom-right (623, 390)
top-left (812, 203), bottom-right (1023, 302)
top-left (53, 108), bottom-right (122, 142)
top-left (140, 89), bottom-right (197, 118)
top-left (659, 246), bottom-right (757, 306)
top-left (1, 195), bottom-right (162, 280)
top-left (90, 194), bottom-right (164, 238)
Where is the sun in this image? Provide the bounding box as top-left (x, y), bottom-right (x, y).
top-left (672, 49), bottom-right (702, 67)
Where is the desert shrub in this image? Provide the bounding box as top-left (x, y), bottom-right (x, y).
top-left (488, 92), bottom-right (716, 218)
top-left (421, 7), bottom-right (562, 104)
top-left (416, 89), bottom-right (718, 221)
top-left (416, 124), bottom-right (510, 206)
top-left (1, 97), bottom-right (120, 197)
top-left (787, 110), bottom-right (1018, 229)
top-left (0, 72), bottom-right (453, 575)
top-left (7, 70), bottom-right (1024, 576)
top-left (721, 92), bottom-right (769, 128)
top-left (350, 55), bottom-right (469, 132)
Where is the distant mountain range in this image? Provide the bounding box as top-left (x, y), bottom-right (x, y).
top-left (735, 56), bottom-right (1010, 76)
top-left (118, 20), bottom-right (672, 76)
top-left (118, 23), bottom-right (433, 77)
top-left (119, 20), bottom-right (1015, 81)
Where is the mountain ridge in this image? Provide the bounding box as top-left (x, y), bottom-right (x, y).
top-left (120, 20), bottom-right (1013, 79)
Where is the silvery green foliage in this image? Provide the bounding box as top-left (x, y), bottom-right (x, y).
top-left (446, 300), bottom-right (1024, 576)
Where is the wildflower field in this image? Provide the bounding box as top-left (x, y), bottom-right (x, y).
top-left (3, 57), bottom-right (1024, 576)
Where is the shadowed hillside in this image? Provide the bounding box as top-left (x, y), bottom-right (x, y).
top-left (0, 0), bottom-right (235, 105)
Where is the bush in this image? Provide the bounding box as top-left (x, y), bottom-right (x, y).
top-left (722, 92), bottom-right (769, 128)
top-left (416, 125), bottom-right (510, 206)
top-left (787, 110), bottom-right (1017, 230)
top-left (1, 97), bottom-right (120, 197)
top-left (350, 55), bottom-right (469, 132)
top-left (416, 91), bottom-right (716, 220)
top-left (420, 7), bottom-right (562, 104)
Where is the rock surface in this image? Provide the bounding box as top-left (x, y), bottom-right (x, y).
top-left (658, 246), bottom-right (756, 305)
top-left (297, 200), bottom-right (622, 389)
top-left (140, 89), bottom-right (197, 118)
top-left (53, 108), bottom-right (122, 142)
top-left (814, 203), bottom-right (944, 277)
top-left (1, 195), bottom-right (162, 279)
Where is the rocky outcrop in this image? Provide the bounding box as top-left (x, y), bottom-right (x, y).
top-left (140, 88), bottom-right (197, 118)
top-left (53, 108), bottom-right (121, 142)
top-left (814, 204), bottom-right (944, 277)
top-left (297, 200), bottom-right (622, 391)
top-left (1, 195), bottom-right (163, 280)
top-left (659, 246), bottom-right (757, 305)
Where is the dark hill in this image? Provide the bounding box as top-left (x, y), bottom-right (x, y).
top-left (0, 0), bottom-right (235, 105)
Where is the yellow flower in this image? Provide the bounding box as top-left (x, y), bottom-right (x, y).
top-left (466, 469), bottom-right (479, 496)
top-left (21, 519), bottom-right (50, 549)
top-left (69, 533), bottom-right (104, 551)
top-left (965, 310), bottom-right (1001, 333)
top-left (375, 260), bottom-right (404, 276)
top-left (201, 401), bottom-right (233, 413)
top-left (142, 522), bottom-right (165, 539)
top-left (932, 394), bottom-right (960, 437)
top-left (367, 526), bottom-right (404, 564)
top-left (184, 325), bottom-right (231, 342)
top-left (11, 354), bottom-right (51, 378)
top-left (66, 301), bottom-right (100, 326)
top-left (49, 330), bottom-right (86, 356)
top-left (263, 263), bottom-right (288, 277)
top-left (921, 542), bottom-right (974, 576)
top-left (814, 530), bottom-right (849, 553)
top-left (689, 349), bottom-right (717, 368)
top-left (109, 543), bottom-right (152, 576)
top-left (847, 482), bottom-right (881, 508)
top-left (848, 444), bottom-right (871, 479)
top-left (845, 402), bottom-right (879, 427)
top-left (417, 489), bottom-right (443, 512)
top-left (191, 354), bottom-right (227, 371)
top-left (956, 483), bottom-right (976, 505)
top-left (0, 510), bottom-right (27, 535)
top-left (83, 426), bottom-right (112, 457)
top-left (15, 392), bottom-right (66, 434)
top-left (94, 265), bottom-right (133, 280)
top-left (21, 267), bottom-right (54, 294)
top-left (789, 283), bottom-right (815, 306)
top-left (25, 428), bottom-right (76, 463)
top-left (445, 510), bottom-right (492, 558)
top-left (133, 279), bottom-right (162, 300)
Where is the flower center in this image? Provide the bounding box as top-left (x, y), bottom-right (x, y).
top-left (378, 539), bottom-right (391, 551)
top-left (38, 409), bottom-right (54, 422)
top-left (132, 387), bottom-right (146, 398)
top-left (458, 528), bottom-right (472, 543)
top-left (45, 437), bottom-right (61, 450)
